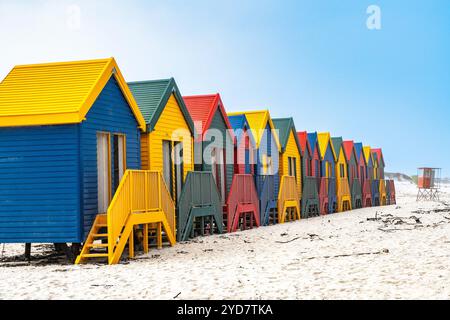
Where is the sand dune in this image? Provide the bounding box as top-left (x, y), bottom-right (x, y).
top-left (1, 181), bottom-right (449, 300)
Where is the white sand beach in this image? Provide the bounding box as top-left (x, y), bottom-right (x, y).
top-left (1, 181), bottom-right (449, 300)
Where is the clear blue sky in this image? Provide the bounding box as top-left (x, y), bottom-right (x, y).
top-left (0, 0), bottom-right (448, 176)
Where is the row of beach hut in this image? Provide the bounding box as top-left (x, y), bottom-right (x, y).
top-left (0, 58), bottom-right (396, 264)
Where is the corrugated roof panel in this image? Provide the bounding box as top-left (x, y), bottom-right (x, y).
top-left (354, 142), bottom-right (363, 160)
top-left (0, 58), bottom-right (146, 129)
top-left (363, 146), bottom-right (372, 165)
top-left (272, 118), bottom-right (290, 149)
top-left (307, 132), bottom-right (318, 154)
top-left (272, 117), bottom-right (301, 154)
top-left (228, 114), bottom-right (246, 143)
top-left (371, 148), bottom-right (385, 167)
top-left (183, 93), bottom-right (234, 142)
top-left (228, 114), bottom-right (246, 131)
top-left (331, 137), bottom-right (343, 159)
top-left (183, 94), bottom-right (218, 133)
top-left (128, 79), bottom-right (171, 124)
top-left (342, 141), bottom-right (355, 162)
top-left (227, 110), bottom-right (280, 150)
top-left (297, 131), bottom-right (308, 154)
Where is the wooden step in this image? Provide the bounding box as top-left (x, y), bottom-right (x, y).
top-left (80, 253), bottom-right (108, 258)
top-left (87, 243), bottom-right (108, 248)
top-left (96, 224), bottom-right (107, 228)
top-left (92, 233), bottom-right (108, 238)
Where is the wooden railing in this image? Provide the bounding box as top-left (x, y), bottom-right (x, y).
top-left (227, 174), bottom-right (260, 232)
top-left (389, 180), bottom-right (396, 196)
top-left (362, 179), bottom-right (371, 195)
top-left (379, 179), bottom-right (386, 195)
top-left (337, 178), bottom-right (351, 197)
top-left (176, 171), bottom-right (222, 241)
top-left (277, 175), bottom-right (300, 222)
top-left (278, 176), bottom-right (299, 204)
top-left (319, 177), bottom-right (329, 196)
top-left (107, 170), bottom-right (175, 256)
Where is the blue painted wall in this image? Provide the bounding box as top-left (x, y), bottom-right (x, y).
top-left (255, 123), bottom-right (280, 197)
top-left (0, 125), bottom-right (81, 243)
top-left (0, 76), bottom-right (141, 243)
top-left (320, 142), bottom-right (336, 178)
top-left (79, 76), bottom-right (141, 238)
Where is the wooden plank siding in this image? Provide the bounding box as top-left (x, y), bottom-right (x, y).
top-left (145, 94), bottom-right (194, 198)
top-left (278, 131), bottom-right (302, 197)
top-left (79, 77), bottom-right (142, 238)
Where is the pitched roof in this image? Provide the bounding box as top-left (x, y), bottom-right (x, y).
top-left (307, 132), bottom-right (318, 155)
top-left (0, 58), bottom-right (146, 130)
top-left (331, 137), bottom-right (344, 160)
top-left (371, 148), bottom-right (385, 167)
top-left (128, 78), bottom-right (194, 134)
top-left (363, 146), bottom-right (373, 166)
top-left (354, 142), bottom-right (364, 162)
top-left (227, 110), bottom-right (281, 150)
top-left (228, 114), bottom-right (256, 148)
top-left (272, 117), bottom-right (301, 154)
top-left (342, 141), bottom-right (356, 163)
top-left (228, 114), bottom-right (246, 131)
top-left (297, 131), bottom-right (312, 157)
top-left (183, 93), bottom-right (234, 141)
top-left (318, 132), bottom-right (337, 161)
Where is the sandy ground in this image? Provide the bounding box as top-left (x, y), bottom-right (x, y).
top-left (1, 181), bottom-right (449, 300)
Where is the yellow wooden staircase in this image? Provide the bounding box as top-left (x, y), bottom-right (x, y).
top-left (277, 175), bottom-right (301, 223)
top-left (75, 170), bottom-right (176, 265)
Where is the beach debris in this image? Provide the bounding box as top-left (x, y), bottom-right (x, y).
top-left (307, 233), bottom-right (323, 241)
top-left (203, 249), bottom-right (213, 252)
top-left (177, 250), bottom-right (189, 255)
top-left (305, 249), bottom-right (389, 260)
top-left (409, 216), bottom-right (422, 224)
top-left (275, 236), bottom-right (301, 244)
top-left (280, 232), bottom-right (288, 237)
top-left (173, 292), bottom-right (181, 299)
top-left (91, 284), bottom-right (113, 289)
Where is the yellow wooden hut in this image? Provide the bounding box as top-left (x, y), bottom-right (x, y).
top-left (272, 118), bottom-right (302, 222)
top-left (128, 79), bottom-right (195, 203)
top-left (331, 137), bottom-right (352, 212)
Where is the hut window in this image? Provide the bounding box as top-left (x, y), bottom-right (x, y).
top-left (287, 157), bottom-right (297, 179)
top-left (340, 163), bottom-right (345, 178)
top-left (288, 157), bottom-right (294, 177)
top-left (267, 156), bottom-right (273, 175)
top-left (262, 155), bottom-right (273, 175)
top-left (326, 162), bottom-right (331, 178)
top-left (262, 154), bottom-right (268, 174)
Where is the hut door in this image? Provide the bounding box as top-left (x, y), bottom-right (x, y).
top-left (97, 133), bottom-right (111, 214)
top-left (162, 141), bottom-right (173, 197)
top-left (219, 148), bottom-right (226, 201)
top-left (174, 142), bottom-right (184, 201)
top-left (211, 148), bottom-right (225, 203)
top-left (112, 134), bottom-right (126, 194)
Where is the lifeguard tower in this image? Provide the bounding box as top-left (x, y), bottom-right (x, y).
top-left (416, 168), bottom-right (441, 201)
